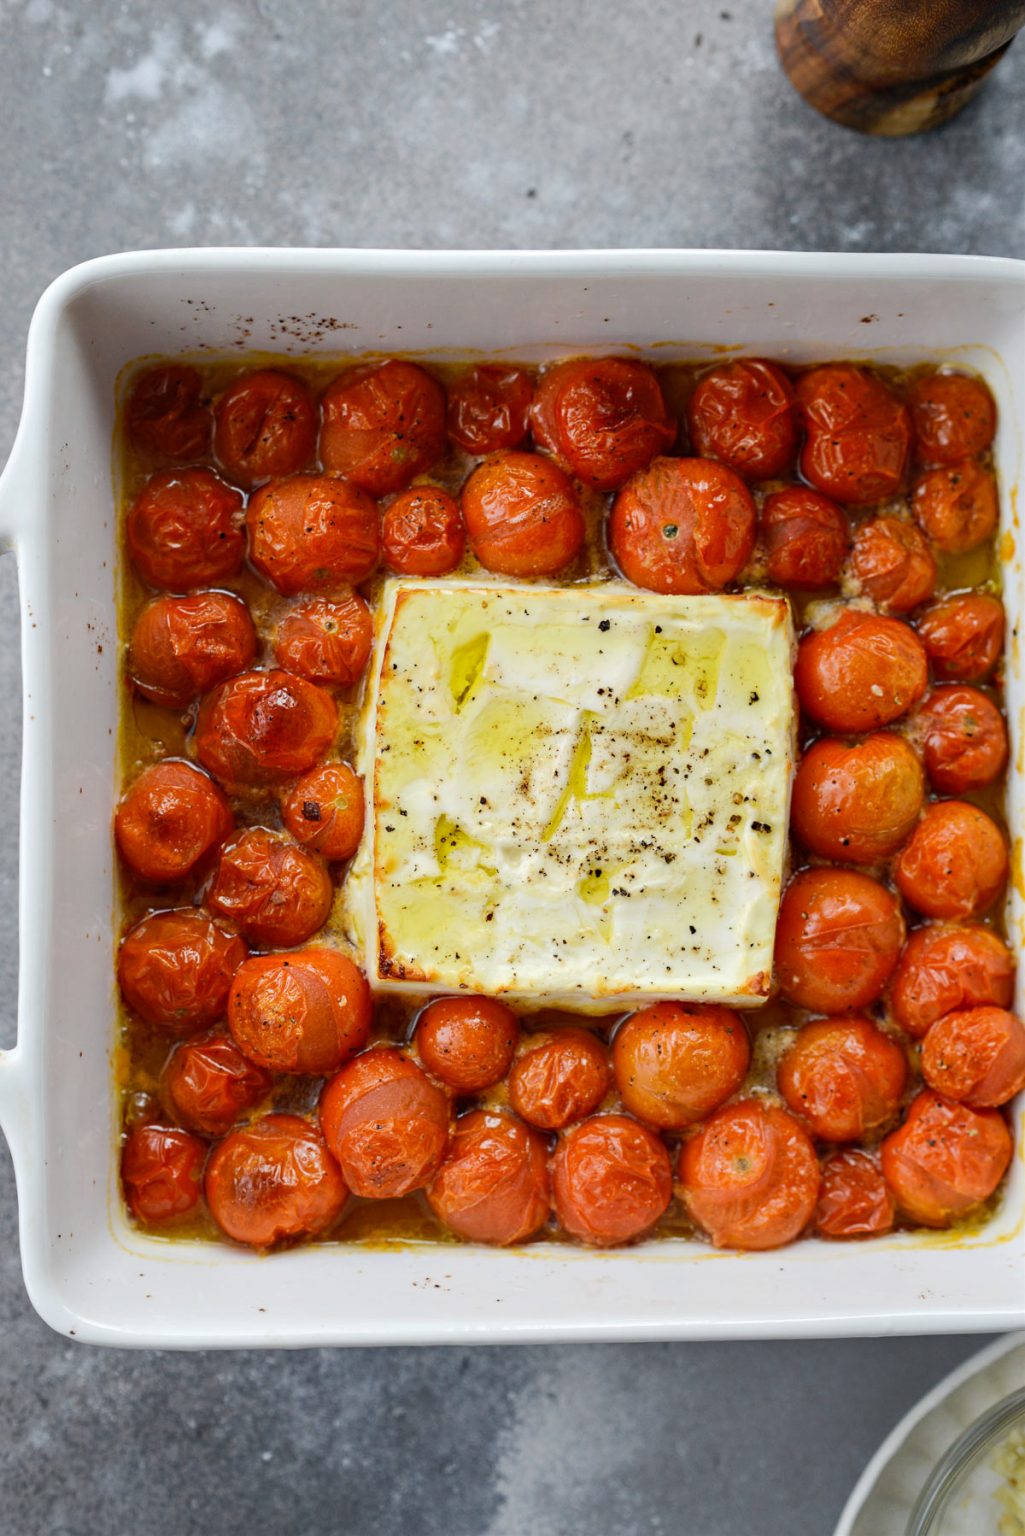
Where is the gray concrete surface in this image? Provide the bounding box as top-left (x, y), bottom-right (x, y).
top-left (0, 2), bottom-right (1022, 1533)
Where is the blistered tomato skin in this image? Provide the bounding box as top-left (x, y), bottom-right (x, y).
top-left (447, 364), bottom-right (533, 456)
top-left (679, 1100), bottom-right (820, 1251)
top-left (777, 1016), bottom-right (907, 1143)
top-left (122, 1124), bottom-right (205, 1222)
top-left (427, 1110), bottom-right (550, 1246)
top-left (795, 365), bottom-right (911, 505)
top-left (687, 359), bottom-right (797, 482)
top-left (794, 609), bottom-right (928, 733)
top-left (206, 827), bottom-right (333, 950)
top-left (895, 801), bottom-right (1008, 920)
top-left (609, 456), bottom-right (756, 594)
top-left (320, 1049), bottom-right (450, 1199)
top-left (889, 923), bottom-right (1016, 1040)
top-left (815, 1149), bottom-right (896, 1239)
top-left (281, 763), bottom-right (365, 863)
top-left (415, 995), bottom-right (519, 1095)
top-left (917, 595), bottom-right (1004, 683)
top-left (461, 450), bottom-right (585, 576)
top-left (246, 474), bottom-right (379, 595)
top-left (761, 486), bottom-right (848, 589)
top-left (213, 369), bottom-right (317, 488)
top-left (774, 867), bottom-right (904, 1014)
top-left (116, 760), bottom-right (233, 884)
top-left (381, 486), bottom-right (466, 576)
top-left (790, 733), bottom-right (924, 865)
top-left (194, 669), bottom-right (337, 790)
top-left (273, 594), bottom-right (374, 687)
top-left (227, 947), bottom-right (372, 1075)
top-left (205, 1113), bottom-right (348, 1248)
top-left (612, 1002), bottom-right (750, 1131)
top-left (508, 1029), bottom-right (611, 1131)
top-left (881, 1090), bottom-right (1012, 1228)
top-left (320, 360), bottom-right (446, 496)
top-left (162, 1030), bottom-right (273, 1138)
top-left (531, 357), bottom-right (676, 490)
top-left (127, 469), bottom-right (245, 591)
top-left (126, 365), bottom-right (211, 462)
top-left (916, 685), bottom-right (1008, 794)
top-left (128, 591), bottom-right (257, 708)
top-left (921, 1007), bottom-right (1025, 1109)
top-left (847, 516), bottom-right (936, 614)
top-left (551, 1114), bottom-right (673, 1247)
top-left (908, 372), bottom-right (996, 466)
top-left (118, 909), bottom-right (247, 1032)
top-left (912, 461), bottom-right (998, 554)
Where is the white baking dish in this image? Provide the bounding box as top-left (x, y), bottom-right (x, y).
top-left (0, 249), bottom-right (1022, 1349)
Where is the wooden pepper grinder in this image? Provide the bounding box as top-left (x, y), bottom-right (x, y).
top-left (775, 0), bottom-right (1025, 135)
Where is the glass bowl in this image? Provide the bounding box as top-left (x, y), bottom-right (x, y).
top-left (907, 1386), bottom-right (1025, 1536)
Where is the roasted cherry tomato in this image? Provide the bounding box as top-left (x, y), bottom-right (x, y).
top-left (227, 947), bottom-right (371, 1075)
top-left (122, 1123), bottom-right (205, 1222)
top-left (775, 867), bottom-right (904, 1014)
top-left (790, 732), bottom-right (924, 865)
top-left (281, 763), bottom-right (365, 863)
top-left (889, 922), bottom-right (1015, 1040)
top-left (213, 369), bottom-right (317, 487)
top-left (162, 1029), bottom-right (273, 1138)
top-left (427, 1109), bottom-right (550, 1246)
top-left (917, 594), bottom-right (1004, 683)
top-left (531, 357), bottom-right (676, 490)
top-left (461, 450), bottom-right (585, 576)
top-left (128, 590), bottom-right (257, 708)
top-left (205, 1113), bottom-right (348, 1247)
top-left (881, 1089), bottom-right (1012, 1227)
top-left (319, 361), bottom-right (446, 496)
top-left (916, 685), bottom-right (1008, 794)
top-left (847, 516), bottom-right (936, 613)
top-left (246, 474), bottom-right (379, 595)
top-left (679, 1100), bottom-right (820, 1251)
top-left (206, 827), bottom-right (333, 950)
top-left (815, 1149), bottom-right (895, 1239)
top-left (551, 1113), bottom-right (672, 1247)
top-left (118, 908), bottom-right (247, 1032)
top-left (687, 359), bottom-right (797, 481)
top-left (115, 759), bottom-right (233, 884)
top-left (612, 1002), bottom-right (749, 1131)
top-left (273, 594), bottom-right (373, 687)
top-left (381, 485), bottom-right (465, 576)
top-left (125, 365), bottom-right (211, 462)
top-left (912, 461), bottom-right (998, 554)
top-left (194, 669), bottom-right (337, 790)
top-left (508, 1028), bottom-right (611, 1131)
top-left (320, 1048), bottom-right (450, 1198)
top-left (921, 1007), bottom-right (1025, 1109)
top-left (127, 469), bottom-right (245, 591)
top-left (794, 609), bottom-right (928, 733)
top-left (415, 995), bottom-right (519, 1094)
top-left (447, 363), bottom-right (533, 456)
top-left (609, 456), bottom-right (756, 594)
top-left (777, 1016), bottom-right (907, 1142)
top-left (908, 372), bottom-right (996, 466)
top-left (761, 485), bottom-right (848, 589)
top-left (894, 800), bottom-right (1008, 920)
top-left (795, 364), bottom-right (911, 505)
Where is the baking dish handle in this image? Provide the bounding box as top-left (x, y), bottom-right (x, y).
top-left (0, 1046), bottom-right (28, 1164)
top-left (0, 432), bottom-right (27, 551)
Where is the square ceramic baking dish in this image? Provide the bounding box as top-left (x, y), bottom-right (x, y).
top-left (0, 249), bottom-right (1022, 1348)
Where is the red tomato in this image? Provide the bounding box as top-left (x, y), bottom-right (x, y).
top-left (777, 1015), bottom-right (907, 1142)
top-left (921, 1007), bottom-right (1025, 1109)
top-left (381, 486), bottom-right (465, 576)
top-left (122, 1124), bottom-right (205, 1222)
top-left (115, 760), bottom-right (233, 884)
top-left (320, 1048), bottom-right (450, 1198)
top-left (246, 474), bottom-right (379, 595)
top-left (531, 357), bottom-right (676, 490)
top-left (205, 1113), bottom-right (348, 1247)
top-left (427, 1109), bottom-right (550, 1246)
top-left (227, 947), bottom-right (371, 1074)
top-left (795, 365), bottom-right (911, 505)
top-left (508, 1028), bottom-right (611, 1131)
top-left (447, 364), bottom-right (533, 456)
top-left (761, 486), bottom-right (848, 589)
top-left (611, 1002), bottom-right (750, 1130)
top-left (118, 909), bottom-right (247, 1032)
top-left (162, 1030), bottom-right (272, 1138)
top-left (194, 669), bottom-right (337, 790)
top-left (551, 1114), bottom-right (672, 1247)
top-left (917, 686), bottom-right (1008, 794)
top-left (790, 733), bottom-right (924, 865)
top-left (206, 827), bottom-right (333, 949)
top-left (679, 1100), bottom-right (820, 1251)
top-left (128, 591), bottom-right (257, 708)
top-left (881, 1089), bottom-right (1012, 1227)
top-left (609, 457), bottom-right (756, 594)
top-left (415, 995), bottom-right (519, 1094)
top-left (775, 867), bottom-right (904, 1013)
top-left (319, 361), bottom-right (446, 496)
top-left (889, 922), bottom-right (1015, 1040)
top-left (894, 801), bottom-right (1008, 920)
top-left (847, 516), bottom-right (936, 613)
top-left (912, 461), bottom-right (998, 554)
top-left (815, 1149), bottom-right (895, 1239)
top-left (273, 594), bottom-right (373, 687)
top-left (687, 359), bottom-right (797, 481)
top-left (125, 365), bottom-right (211, 462)
top-left (281, 763), bottom-right (364, 862)
top-left (461, 450), bottom-right (585, 576)
top-left (917, 594), bottom-right (1004, 684)
top-left (213, 369), bottom-right (317, 487)
top-left (908, 372), bottom-right (996, 466)
top-left (794, 609), bottom-right (928, 733)
top-left (127, 469), bottom-right (245, 591)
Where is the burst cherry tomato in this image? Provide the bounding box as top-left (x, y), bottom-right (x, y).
top-left (115, 760), bottom-right (233, 884)
top-left (206, 827), bottom-right (332, 949)
top-left (815, 1149), bottom-right (895, 1239)
top-left (687, 359), bottom-right (797, 481)
top-left (908, 372), bottom-right (996, 466)
top-left (761, 486), bottom-right (848, 589)
top-left (917, 686), bottom-right (1008, 794)
top-left (205, 1114), bottom-right (348, 1247)
top-left (790, 733), bottom-right (924, 865)
top-left (118, 909), bottom-right (247, 1032)
top-left (777, 1016), bottom-right (907, 1142)
top-left (894, 801), bottom-right (1008, 920)
top-left (194, 669), bottom-right (337, 790)
top-left (612, 1002), bottom-right (749, 1130)
top-left (128, 590), bottom-right (257, 708)
top-left (889, 923), bottom-right (1015, 1040)
top-left (122, 1124), bottom-right (205, 1222)
top-left (320, 1048), bottom-right (450, 1198)
top-left (531, 357), bottom-right (675, 490)
top-left (679, 1100), bottom-right (820, 1251)
top-left (162, 1030), bottom-right (273, 1137)
top-left (127, 469), bottom-right (245, 591)
top-left (273, 594), bottom-right (373, 687)
top-left (427, 1110), bottom-right (550, 1246)
top-left (125, 365), bottom-right (211, 462)
top-left (912, 461), bottom-right (998, 554)
top-left (281, 763), bottom-right (364, 862)
top-left (415, 995), bottom-right (519, 1094)
top-left (381, 486), bottom-right (465, 576)
top-left (794, 609), bottom-right (928, 732)
top-left (917, 594), bottom-right (1004, 683)
top-left (461, 450), bottom-right (585, 576)
top-left (795, 365), bottom-right (911, 505)
top-left (848, 516), bottom-right (936, 613)
top-left (551, 1114), bottom-right (672, 1247)
top-left (609, 457), bottom-right (756, 594)
top-left (447, 363), bottom-right (533, 455)
top-left (213, 369), bottom-right (317, 487)
top-left (246, 474), bottom-right (379, 595)
top-left (227, 947), bottom-right (371, 1074)
top-left (881, 1089), bottom-right (1012, 1227)
top-left (319, 360), bottom-right (446, 496)
top-left (921, 1007), bottom-right (1025, 1109)
top-left (775, 867), bottom-right (904, 1013)
top-left (508, 1028), bottom-right (611, 1131)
